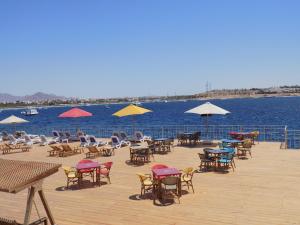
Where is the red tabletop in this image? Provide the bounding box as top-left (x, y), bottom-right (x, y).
top-left (76, 162), bottom-right (100, 170)
top-left (152, 168), bottom-right (181, 179)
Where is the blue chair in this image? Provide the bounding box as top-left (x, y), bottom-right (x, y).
top-left (218, 153), bottom-right (235, 171)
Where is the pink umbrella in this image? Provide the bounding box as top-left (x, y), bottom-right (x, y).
top-left (58, 108), bottom-right (92, 118)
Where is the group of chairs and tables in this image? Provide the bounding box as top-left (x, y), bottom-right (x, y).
top-left (198, 137), bottom-right (255, 172)
top-left (62, 160), bottom-right (113, 189)
top-left (129, 138), bottom-right (174, 165)
top-left (177, 131), bottom-right (201, 146)
top-left (137, 164), bottom-right (196, 205)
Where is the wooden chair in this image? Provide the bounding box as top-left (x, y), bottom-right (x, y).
top-left (62, 166), bottom-right (79, 189)
top-left (161, 176), bottom-right (181, 204)
top-left (77, 159), bottom-right (95, 183)
top-left (135, 148), bottom-right (150, 164)
top-left (237, 139), bottom-right (252, 158)
top-left (180, 167), bottom-right (195, 193)
top-left (136, 173), bottom-right (154, 197)
top-left (198, 153), bottom-right (213, 171)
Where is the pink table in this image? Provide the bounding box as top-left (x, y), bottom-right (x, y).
top-left (76, 162), bottom-right (101, 187)
top-left (152, 168), bottom-right (181, 179)
top-left (152, 168), bottom-right (182, 201)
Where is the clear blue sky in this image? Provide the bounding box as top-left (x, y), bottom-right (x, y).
top-left (0, 0), bottom-right (299, 98)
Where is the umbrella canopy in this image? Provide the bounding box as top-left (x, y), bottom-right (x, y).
top-left (0, 115), bottom-right (29, 124)
top-left (113, 104), bottom-right (152, 117)
top-left (185, 102), bottom-right (230, 116)
top-left (58, 108), bottom-right (92, 118)
top-left (185, 102), bottom-right (230, 140)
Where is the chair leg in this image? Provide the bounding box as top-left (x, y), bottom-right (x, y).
top-left (190, 181), bottom-right (195, 193)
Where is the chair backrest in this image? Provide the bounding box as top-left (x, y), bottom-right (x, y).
top-left (87, 146), bottom-right (98, 153)
top-left (65, 132), bottom-right (71, 138)
top-left (182, 167), bottom-right (194, 175)
top-left (112, 132), bottom-right (120, 138)
top-left (198, 153), bottom-right (206, 161)
top-left (78, 159), bottom-right (93, 164)
top-left (161, 176), bottom-right (179, 186)
top-left (89, 136), bottom-right (97, 143)
top-left (151, 164), bottom-right (169, 170)
top-left (2, 131), bottom-right (8, 137)
top-left (52, 130), bottom-right (59, 137)
top-left (62, 166), bottom-right (77, 176)
top-left (8, 134), bottom-right (16, 142)
top-left (40, 135), bottom-right (47, 142)
top-left (119, 131), bottom-right (127, 140)
top-left (111, 136), bottom-right (120, 144)
top-left (134, 131), bottom-right (143, 140)
top-left (24, 135), bottom-right (31, 142)
top-left (243, 139), bottom-right (252, 148)
top-left (103, 161), bottom-right (113, 170)
top-left (80, 136), bottom-right (88, 143)
top-left (61, 144), bottom-right (72, 152)
top-left (59, 132), bottom-right (65, 137)
top-left (136, 173), bottom-right (150, 184)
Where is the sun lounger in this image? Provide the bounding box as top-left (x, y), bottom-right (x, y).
top-left (89, 136), bottom-right (107, 147)
top-left (2, 143), bottom-right (30, 155)
top-left (8, 134), bottom-right (25, 145)
top-left (40, 135), bottom-right (57, 146)
top-left (60, 144), bottom-right (81, 157)
top-left (48, 145), bottom-right (62, 157)
top-left (86, 146), bottom-right (102, 158)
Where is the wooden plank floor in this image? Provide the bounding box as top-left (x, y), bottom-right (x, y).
top-left (1, 141), bottom-right (300, 225)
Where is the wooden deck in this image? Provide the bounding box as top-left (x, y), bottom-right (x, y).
top-left (1, 141), bottom-right (300, 225)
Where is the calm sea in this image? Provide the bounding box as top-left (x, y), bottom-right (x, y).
top-left (0, 96), bottom-right (300, 134)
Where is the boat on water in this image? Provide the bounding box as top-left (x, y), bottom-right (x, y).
top-left (132, 101), bottom-right (142, 106)
top-left (21, 108), bottom-right (39, 116)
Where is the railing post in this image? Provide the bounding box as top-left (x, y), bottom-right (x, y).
top-left (284, 126), bottom-right (288, 149)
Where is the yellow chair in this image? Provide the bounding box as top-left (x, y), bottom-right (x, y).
top-left (237, 139), bottom-right (252, 158)
top-left (137, 173), bottom-right (153, 197)
top-left (180, 167), bottom-right (195, 193)
top-left (62, 166), bottom-right (79, 189)
top-left (251, 131), bottom-right (260, 144)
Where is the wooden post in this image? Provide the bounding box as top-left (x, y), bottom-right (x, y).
top-left (38, 189), bottom-right (56, 225)
top-left (23, 186), bottom-right (36, 225)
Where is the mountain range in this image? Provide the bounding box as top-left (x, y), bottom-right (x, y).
top-left (0, 92), bottom-right (68, 103)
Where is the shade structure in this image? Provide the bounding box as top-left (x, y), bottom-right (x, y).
top-left (58, 108), bottom-right (92, 118)
top-left (185, 102), bottom-right (230, 140)
top-left (0, 115), bottom-right (29, 124)
top-left (113, 104), bottom-right (152, 117)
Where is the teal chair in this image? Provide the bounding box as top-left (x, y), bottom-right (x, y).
top-left (218, 153), bottom-right (235, 171)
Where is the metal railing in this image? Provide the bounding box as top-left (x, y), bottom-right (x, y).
top-left (1, 124), bottom-right (295, 148)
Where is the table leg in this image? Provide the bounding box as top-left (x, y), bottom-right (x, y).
top-left (38, 189), bottom-right (56, 225)
top-left (24, 186), bottom-right (36, 225)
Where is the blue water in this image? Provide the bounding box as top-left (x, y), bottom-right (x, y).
top-left (1, 96), bottom-right (300, 132)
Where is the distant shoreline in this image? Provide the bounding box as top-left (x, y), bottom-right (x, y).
top-left (1, 93), bottom-right (300, 111)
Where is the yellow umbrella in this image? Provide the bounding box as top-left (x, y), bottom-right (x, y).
top-left (113, 104), bottom-right (152, 117)
top-left (113, 104), bottom-right (152, 132)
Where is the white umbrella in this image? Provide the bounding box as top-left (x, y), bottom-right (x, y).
top-left (185, 102), bottom-right (230, 138)
top-left (0, 115), bottom-right (29, 124)
top-left (0, 115), bottom-right (29, 132)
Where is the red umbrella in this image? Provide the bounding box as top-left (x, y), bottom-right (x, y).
top-left (58, 108), bottom-right (92, 118)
